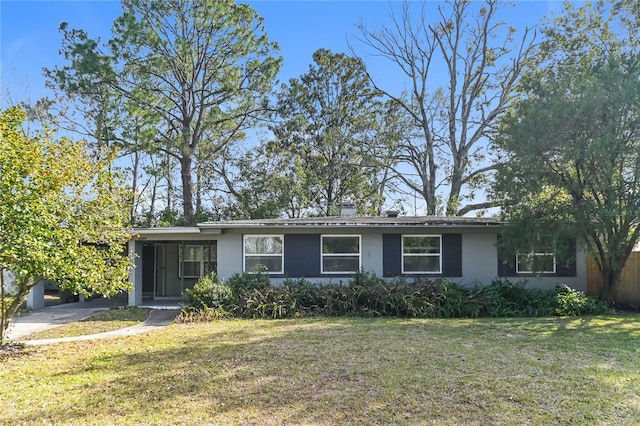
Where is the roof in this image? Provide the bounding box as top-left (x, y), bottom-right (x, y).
top-left (197, 216), bottom-right (501, 229)
top-left (133, 216), bottom-right (502, 236)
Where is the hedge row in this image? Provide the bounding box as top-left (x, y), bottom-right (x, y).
top-left (177, 269), bottom-right (612, 322)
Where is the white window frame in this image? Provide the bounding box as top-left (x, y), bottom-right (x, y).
top-left (401, 235), bottom-right (442, 274)
top-left (321, 234), bottom-right (361, 274)
top-left (243, 234), bottom-right (284, 274)
top-left (179, 245), bottom-right (210, 279)
top-left (516, 252), bottom-right (556, 274)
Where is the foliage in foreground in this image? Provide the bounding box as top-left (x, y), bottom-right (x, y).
top-left (0, 107), bottom-right (132, 344)
top-left (179, 270), bottom-right (611, 322)
top-left (495, 0), bottom-right (640, 304)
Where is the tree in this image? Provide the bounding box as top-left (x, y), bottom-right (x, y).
top-left (354, 0), bottom-right (535, 215)
top-left (267, 49), bottom-right (396, 217)
top-left (0, 107), bottom-right (132, 343)
top-left (48, 0), bottom-right (281, 224)
top-left (212, 143), bottom-right (309, 219)
top-left (495, 1), bottom-right (640, 304)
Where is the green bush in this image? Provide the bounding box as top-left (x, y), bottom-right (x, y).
top-left (182, 272), bottom-right (234, 311)
top-left (176, 305), bottom-right (232, 322)
top-left (230, 278), bottom-right (323, 319)
top-left (282, 278), bottom-right (324, 316)
top-left (227, 268), bottom-right (270, 295)
top-left (552, 284), bottom-right (612, 316)
top-left (181, 270), bottom-right (612, 321)
top-left (468, 280), bottom-right (556, 318)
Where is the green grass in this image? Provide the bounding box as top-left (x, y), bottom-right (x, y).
top-left (1, 316), bottom-right (640, 425)
top-left (22, 307), bottom-right (150, 340)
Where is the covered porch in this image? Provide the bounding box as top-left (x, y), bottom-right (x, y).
top-left (128, 227), bottom-right (221, 306)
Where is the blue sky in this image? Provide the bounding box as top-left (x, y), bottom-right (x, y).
top-left (1, 0), bottom-right (564, 109)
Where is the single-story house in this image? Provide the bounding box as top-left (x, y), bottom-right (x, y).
top-left (126, 214), bottom-right (586, 306)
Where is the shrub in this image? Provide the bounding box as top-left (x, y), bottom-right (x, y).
top-left (176, 305), bottom-right (232, 323)
top-left (282, 278), bottom-right (324, 316)
top-left (349, 269), bottom-right (386, 287)
top-left (552, 284), bottom-right (612, 316)
top-left (181, 270), bottom-right (611, 321)
top-left (469, 279), bottom-right (556, 318)
top-left (227, 268), bottom-right (270, 295)
top-left (231, 278), bottom-right (324, 319)
top-left (182, 272), bottom-right (234, 311)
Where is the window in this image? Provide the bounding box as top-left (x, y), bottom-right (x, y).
top-left (179, 245), bottom-right (212, 278)
top-left (402, 235), bottom-right (442, 274)
top-left (243, 235), bottom-right (283, 274)
top-left (516, 252), bottom-right (556, 274)
top-left (321, 235), bottom-right (361, 273)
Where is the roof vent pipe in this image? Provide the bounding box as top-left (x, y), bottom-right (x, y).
top-left (340, 203), bottom-right (357, 217)
top-left (383, 210), bottom-right (399, 218)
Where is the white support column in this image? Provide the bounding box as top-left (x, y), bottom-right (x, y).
top-left (27, 281), bottom-right (45, 310)
top-left (128, 239), bottom-right (143, 306)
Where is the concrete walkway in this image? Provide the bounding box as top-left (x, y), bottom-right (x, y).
top-left (5, 299), bottom-right (179, 344)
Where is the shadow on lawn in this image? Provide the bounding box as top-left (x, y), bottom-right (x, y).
top-left (10, 315), bottom-right (640, 424)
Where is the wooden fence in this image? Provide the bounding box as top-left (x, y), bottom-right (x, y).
top-left (587, 252), bottom-right (640, 307)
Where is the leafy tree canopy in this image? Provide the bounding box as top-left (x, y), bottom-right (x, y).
top-left (495, 0), bottom-right (640, 303)
top-left (267, 48), bottom-right (397, 217)
top-left (0, 107), bottom-right (132, 341)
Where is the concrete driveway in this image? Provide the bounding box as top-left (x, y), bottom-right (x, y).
top-left (5, 298), bottom-right (179, 344)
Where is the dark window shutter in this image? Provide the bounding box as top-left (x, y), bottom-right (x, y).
top-left (442, 234), bottom-right (462, 277)
top-left (556, 238), bottom-right (577, 277)
top-left (497, 234), bottom-right (517, 277)
top-left (284, 234), bottom-right (321, 277)
top-left (383, 234), bottom-right (402, 277)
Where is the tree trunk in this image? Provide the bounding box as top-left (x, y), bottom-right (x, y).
top-left (179, 155), bottom-right (194, 224)
top-left (195, 163), bottom-right (202, 215)
top-left (447, 173), bottom-right (462, 217)
top-left (1, 271), bottom-right (6, 344)
top-left (1, 277), bottom-right (32, 343)
top-left (598, 267), bottom-right (621, 305)
top-left (130, 150), bottom-right (140, 225)
top-left (166, 153), bottom-right (173, 214)
top-left (421, 177), bottom-right (437, 215)
top-left (148, 168), bottom-right (158, 227)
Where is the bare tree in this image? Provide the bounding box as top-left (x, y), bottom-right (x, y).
top-left (353, 0), bottom-right (535, 215)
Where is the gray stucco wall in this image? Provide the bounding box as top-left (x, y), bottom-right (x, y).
top-left (461, 231), bottom-right (498, 286)
top-left (361, 233), bottom-right (384, 277)
top-left (215, 234), bottom-right (243, 281)
top-left (460, 231), bottom-right (587, 292)
top-left (129, 227), bottom-right (587, 304)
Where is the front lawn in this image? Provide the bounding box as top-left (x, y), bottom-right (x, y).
top-left (1, 316), bottom-right (639, 425)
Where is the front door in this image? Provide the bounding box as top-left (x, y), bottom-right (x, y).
top-left (152, 242), bottom-right (217, 299)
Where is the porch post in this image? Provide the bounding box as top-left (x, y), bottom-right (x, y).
top-left (26, 281), bottom-right (45, 310)
top-left (128, 239), bottom-right (143, 306)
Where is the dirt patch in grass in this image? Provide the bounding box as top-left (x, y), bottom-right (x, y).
top-left (1, 316), bottom-right (639, 425)
top-left (21, 307), bottom-right (150, 340)
top-left (0, 343), bottom-right (33, 360)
